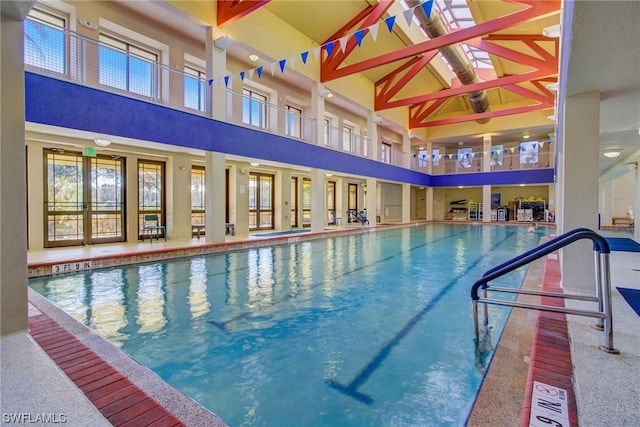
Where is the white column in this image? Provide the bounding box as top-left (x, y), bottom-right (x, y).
top-left (634, 164), bottom-right (640, 240)
top-left (311, 84), bottom-right (327, 146)
top-left (403, 131), bottom-right (411, 169)
top-left (366, 177), bottom-right (377, 226)
top-left (206, 28), bottom-right (228, 121)
top-left (402, 183), bottom-right (411, 222)
top-left (26, 141), bottom-right (44, 250)
top-left (1, 5), bottom-right (33, 335)
top-left (482, 185), bottom-right (492, 223)
top-left (426, 187), bottom-right (434, 221)
top-left (204, 152), bottom-right (226, 243)
top-left (559, 92), bottom-right (600, 293)
top-left (168, 153), bottom-right (192, 240)
top-left (599, 179), bottom-right (614, 227)
top-left (367, 112), bottom-right (380, 161)
top-left (310, 168), bottom-right (325, 232)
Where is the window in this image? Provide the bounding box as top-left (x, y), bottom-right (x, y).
top-left (327, 181), bottom-right (336, 225)
top-left (381, 142), bottom-right (391, 164)
top-left (457, 147), bottom-right (473, 169)
top-left (191, 166), bottom-right (205, 233)
top-left (491, 144), bottom-right (504, 166)
top-left (249, 173), bottom-right (274, 230)
top-left (342, 126), bottom-right (353, 151)
top-left (99, 33), bottom-right (158, 98)
top-left (184, 65), bottom-right (206, 112)
top-left (324, 118), bottom-right (331, 146)
top-left (243, 88), bottom-right (268, 128)
top-left (302, 178), bottom-right (311, 227)
top-left (519, 141), bottom-right (539, 165)
top-left (138, 160), bottom-right (165, 238)
top-left (433, 148), bottom-right (440, 166)
top-left (362, 131), bottom-right (369, 157)
top-left (418, 149), bottom-right (429, 167)
top-left (290, 177), bottom-right (298, 228)
top-left (285, 105), bottom-right (303, 138)
top-left (25, 8), bottom-right (67, 74)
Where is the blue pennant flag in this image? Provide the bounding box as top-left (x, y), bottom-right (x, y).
top-left (412, 154), bottom-right (417, 158)
top-left (224, 76), bottom-right (230, 87)
top-left (453, 154), bottom-right (458, 159)
top-left (239, 71), bottom-right (245, 81)
top-left (432, 154), bottom-right (437, 159)
top-left (444, 154), bottom-right (450, 160)
top-left (256, 66), bottom-right (263, 78)
top-left (503, 149), bottom-right (509, 154)
top-left (279, 59), bottom-right (286, 73)
top-left (385, 16), bottom-right (396, 33)
top-left (354, 29), bottom-right (366, 46)
top-left (325, 41), bottom-right (335, 58)
top-left (422, 154), bottom-right (427, 159)
top-left (301, 51), bottom-right (309, 64)
top-left (207, 79), bottom-right (213, 86)
top-left (422, 0), bottom-right (434, 19)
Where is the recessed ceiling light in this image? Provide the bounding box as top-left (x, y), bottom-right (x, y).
top-left (249, 54), bottom-right (259, 62)
top-left (523, 132), bottom-right (530, 139)
top-left (603, 151), bottom-right (620, 159)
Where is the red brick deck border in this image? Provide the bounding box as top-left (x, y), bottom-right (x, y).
top-left (520, 253), bottom-right (579, 426)
top-left (29, 312), bottom-right (185, 427)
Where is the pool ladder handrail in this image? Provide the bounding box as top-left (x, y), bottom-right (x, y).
top-left (470, 228), bottom-right (619, 354)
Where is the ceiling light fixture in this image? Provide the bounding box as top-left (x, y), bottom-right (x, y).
top-left (523, 132), bottom-right (530, 139)
top-left (249, 54), bottom-right (259, 62)
top-left (603, 151), bottom-right (621, 159)
top-left (318, 89), bottom-right (333, 98)
top-left (250, 162), bottom-right (260, 167)
top-left (94, 138), bottom-right (111, 147)
top-left (373, 115), bottom-right (383, 124)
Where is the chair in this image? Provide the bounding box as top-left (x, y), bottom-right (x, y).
top-left (142, 214), bottom-right (166, 242)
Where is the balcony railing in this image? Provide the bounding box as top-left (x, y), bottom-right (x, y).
top-left (24, 18), bottom-right (553, 178)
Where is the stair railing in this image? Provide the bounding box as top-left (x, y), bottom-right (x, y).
top-left (470, 228), bottom-right (618, 354)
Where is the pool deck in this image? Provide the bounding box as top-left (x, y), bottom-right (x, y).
top-left (2, 224), bottom-right (639, 426)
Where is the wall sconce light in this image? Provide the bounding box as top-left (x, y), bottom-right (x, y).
top-left (178, 166), bottom-right (186, 171)
top-left (325, 173), bottom-right (333, 177)
top-left (94, 138), bottom-right (111, 147)
top-left (542, 24), bottom-right (561, 38)
top-left (522, 132), bottom-right (530, 139)
top-left (603, 151), bottom-right (621, 159)
top-left (318, 89), bottom-right (333, 98)
top-left (214, 35), bottom-right (232, 51)
top-left (250, 162), bottom-right (260, 167)
top-left (373, 115), bottom-right (383, 124)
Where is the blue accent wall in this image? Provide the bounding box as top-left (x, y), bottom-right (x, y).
top-left (25, 73), bottom-right (554, 188)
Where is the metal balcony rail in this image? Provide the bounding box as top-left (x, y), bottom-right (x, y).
top-left (470, 228), bottom-right (618, 354)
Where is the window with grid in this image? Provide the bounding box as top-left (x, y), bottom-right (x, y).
top-left (381, 142), bottom-right (391, 164)
top-left (184, 65), bottom-right (206, 112)
top-left (302, 178), bottom-right (311, 227)
top-left (242, 88), bottom-right (268, 128)
top-left (191, 166), bottom-right (205, 232)
top-left (327, 181), bottom-right (336, 225)
top-left (324, 118), bottom-right (331, 146)
top-left (99, 33), bottom-right (158, 98)
top-left (285, 105), bottom-right (303, 138)
top-left (25, 8), bottom-right (67, 74)
top-left (290, 176), bottom-right (298, 228)
top-left (138, 160), bottom-right (165, 238)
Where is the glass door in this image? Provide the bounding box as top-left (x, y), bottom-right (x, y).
top-left (249, 173), bottom-right (274, 230)
top-left (44, 149), bottom-right (125, 247)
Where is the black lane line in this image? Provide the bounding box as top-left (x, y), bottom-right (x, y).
top-left (208, 230), bottom-right (468, 332)
top-left (326, 230), bottom-right (516, 405)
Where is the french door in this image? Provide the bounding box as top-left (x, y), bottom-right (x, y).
top-left (44, 149), bottom-right (125, 247)
top-left (249, 173), bottom-right (274, 230)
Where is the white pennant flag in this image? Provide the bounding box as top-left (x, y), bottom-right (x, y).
top-left (339, 35), bottom-right (349, 52)
top-left (403, 7), bottom-right (415, 27)
top-left (270, 62), bottom-right (277, 76)
top-left (248, 69), bottom-right (255, 80)
top-left (289, 55), bottom-right (297, 70)
top-left (510, 147), bottom-right (516, 153)
top-left (369, 23), bottom-right (379, 42)
top-left (312, 46), bottom-right (321, 62)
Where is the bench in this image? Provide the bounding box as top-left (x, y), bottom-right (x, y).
top-left (192, 223), bottom-right (235, 238)
top-left (612, 217), bottom-right (633, 226)
top-left (142, 214), bottom-right (166, 242)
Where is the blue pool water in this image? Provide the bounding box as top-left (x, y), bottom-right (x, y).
top-left (30, 224), bottom-right (549, 426)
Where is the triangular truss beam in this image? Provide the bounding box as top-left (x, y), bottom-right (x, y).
top-left (217, 0), bottom-right (270, 27)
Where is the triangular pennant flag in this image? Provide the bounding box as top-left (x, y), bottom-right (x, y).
top-left (510, 147), bottom-right (516, 153)
top-left (385, 16), bottom-right (396, 33)
top-left (207, 79), bottom-right (213, 86)
top-left (301, 51), bottom-right (309, 64)
top-left (438, 155), bottom-right (443, 161)
top-left (422, 0), bottom-right (434, 19)
top-left (403, 7), bottom-right (415, 27)
top-left (256, 66), bottom-right (263, 78)
top-left (466, 153), bottom-right (471, 159)
top-left (270, 62), bottom-right (277, 75)
top-left (224, 75), bottom-right (230, 87)
top-left (432, 154), bottom-right (437, 159)
top-left (412, 154), bottom-right (417, 159)
top-left (278, 59), bottom-right (286, 73)
top-left (369, 23), bottom-right (379, 41)
top-left (546, 140), bottom-right (552, 146)
top-left (325, 41), bottom-right (335, 58)
top-left (453, 154), bottom-right (458, 159)
top-left (289, 55), bottom-right (297, 70)
top-left (312, 46), bottom-right (321, 61)
top-left (444, 154), bottom-right (449, 160)
top-left (354, 29), bottom-right (366, 46)
top-left (338, 35), bottom-right (348, 52)
top-left (248, 69), bottom-right (255, 80)
top-left (421, 154), bottom-right (427, 159)
top-left (503, 149), bottom-right (509, 154)
top-left (239, 71), bottom-right (245, 81)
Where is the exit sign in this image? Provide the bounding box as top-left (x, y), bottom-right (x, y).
top-left (83, 147), bottom-right (97, 157)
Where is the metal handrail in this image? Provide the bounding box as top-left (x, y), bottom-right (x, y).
top-left (471, 228), bottom-right (618, 354)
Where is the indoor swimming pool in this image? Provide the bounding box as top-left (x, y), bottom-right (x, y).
top-left (29, 223), bottom-right (550, 426)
